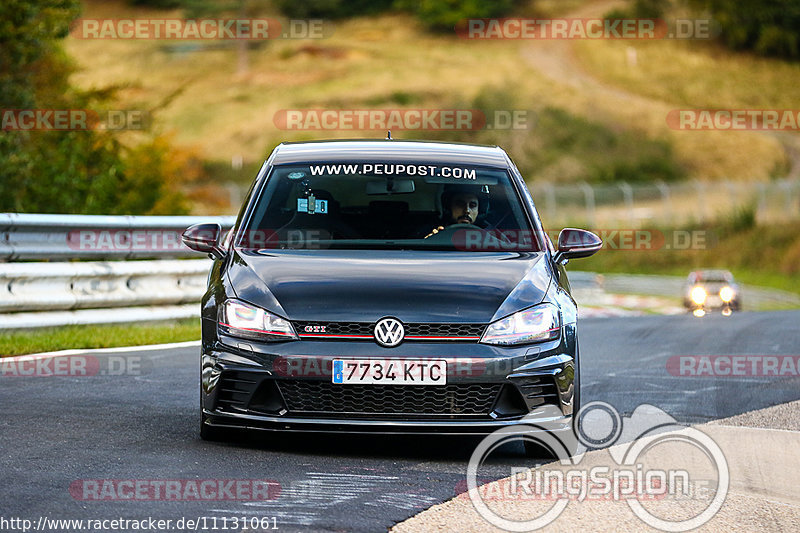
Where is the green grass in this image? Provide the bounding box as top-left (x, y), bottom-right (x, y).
top-left (0, 319), bottom-right (200, 358)
top-left (570, 4), bottom-right (800, 181)
top-left (576, 222), bottom-right (800, 296)
top-left (574, 37), bottom-right (800, 111)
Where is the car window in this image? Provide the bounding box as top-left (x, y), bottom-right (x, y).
top-left (238, 162), bottom-right (541, 252)
top-left (693, 271), bottom-right (733, 283)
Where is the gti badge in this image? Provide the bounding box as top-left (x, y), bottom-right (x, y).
top-left (374, 318), bottom-right (405, 347)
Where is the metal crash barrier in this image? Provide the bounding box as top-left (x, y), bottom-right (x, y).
top-left (0, 214), bottom-right (235, 329)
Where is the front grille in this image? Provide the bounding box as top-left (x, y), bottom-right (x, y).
top-left (405, 323), bottom-right (486, 338)
top-left (276, 380), bottom-right (502, 419)
top-left (293, 321), bottom-right (486, 341)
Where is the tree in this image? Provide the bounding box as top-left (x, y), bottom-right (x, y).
top-left (689, 0), bottom-right (800, 59)
top-left (0, 0), bottom-right (192, 214)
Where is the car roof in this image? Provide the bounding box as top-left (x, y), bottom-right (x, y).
top-left (689, 269), bottom-right (734, 281)
top-left (270, 140), bottom-right (511, 168)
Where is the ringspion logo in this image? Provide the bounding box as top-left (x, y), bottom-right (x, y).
top-left (467, 402), bottom-right (729, 531)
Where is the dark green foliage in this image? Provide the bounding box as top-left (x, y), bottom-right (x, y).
top-left (719, 203), bottom-right (757, 236)
top-left (418, 85), bottom-right (685, 184)
top-left (273, 0), bottom-right (522, 31)
top-left (0, 0), bottom-right (190, 214)
top-left (127, 0), bottom-right (184, 8)
top-left (604, 0), bottom-right (670, 20)
top-left (394, 0), bottom-right (522, 32)
top-left (531, 108), bottom-right (684, 183)
top-left (689, 0), bottom-right (800, 59)
top-left (275, 0), bottom-right (395, 19)
top-left (0, 0), bottom-right (80, 108)
top-left (632, 0), bottom-right (670, 18)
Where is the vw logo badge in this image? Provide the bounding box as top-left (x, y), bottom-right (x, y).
top-left (374, 318), bottom-right (405, 347)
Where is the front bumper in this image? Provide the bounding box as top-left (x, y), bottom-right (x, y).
top-left (201, 331), bottom-right (577, 435)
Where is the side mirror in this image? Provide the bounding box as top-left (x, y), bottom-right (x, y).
top-left (553, 228), bottom-right (602, 265)
top-left (182, 223), bottom-right (225, 260)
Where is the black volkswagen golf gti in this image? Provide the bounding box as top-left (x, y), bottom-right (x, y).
top-left (183, 140), bottom-right (602, 449)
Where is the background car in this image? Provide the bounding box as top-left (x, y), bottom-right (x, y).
top-left (683, 269), bottom-right (741, 316)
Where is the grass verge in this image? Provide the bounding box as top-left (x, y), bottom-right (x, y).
top-left (576, 222), bottom-right (800, 297)
top-left (0, 318), bottom-right (200, 358)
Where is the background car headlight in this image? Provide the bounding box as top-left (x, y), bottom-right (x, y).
top-left (480, 304), bottom-right (561, 346)
top-left (219, 299), bottom-right (297, 341)
top-left (690, 286), bottom-right (707, 305)
top-left (719, 286), bottom-right (734, 303)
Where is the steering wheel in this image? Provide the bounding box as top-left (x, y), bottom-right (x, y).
top-left (424, 224), bottom-right (519, 250)
top-left (423, 223), bottom-right (489, 243)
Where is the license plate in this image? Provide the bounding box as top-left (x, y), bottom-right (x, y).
top-left (332, 359), bottom-right (447, 385)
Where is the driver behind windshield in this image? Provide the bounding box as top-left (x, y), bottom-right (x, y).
top-left (425, 184), bottom-right (486, 238)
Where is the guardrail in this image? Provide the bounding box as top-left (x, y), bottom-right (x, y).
top-left (0, 259), bottom-right (212, 329)
top-left (1, 213), bottom-right (236, 329)
top-left (0, 213), bottom-right (236, 261)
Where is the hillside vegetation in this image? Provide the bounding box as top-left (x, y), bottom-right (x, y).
top-left (61, 0), bottom-right (800, 205)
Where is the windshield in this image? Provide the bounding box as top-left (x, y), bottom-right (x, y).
top-left (238, 162), bottom-right (541, 252)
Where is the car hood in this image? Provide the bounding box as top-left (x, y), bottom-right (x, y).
top-left (227, 249), bottom-right (553, 323)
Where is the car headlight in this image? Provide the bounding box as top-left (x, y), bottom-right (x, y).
top-left (480, 304), bottom-right (561, 346)
top-left (219, 299), bottom-right (297, 341)
top-left (719, 286), bottom-right (734, 303)
top-left (690, 287), bottom-right (707, 305)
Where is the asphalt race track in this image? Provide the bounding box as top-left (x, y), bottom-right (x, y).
top-left (2, 311), bottom-right (799, 532)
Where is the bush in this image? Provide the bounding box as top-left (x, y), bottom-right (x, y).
top-left (605, 0), bottom-right (669, 21)
top-left (418, 86), bottom-right (686, 185)
top-left (632, 0), bottom-right (670, 18)
top-left (718, 203), bottom-right (757, 236)
top-left (274, 0), bottom-right (524, 32)
top-left (395, 0), bottom-right (521, 32)
top-left (528, 107), bottom-right (685, 184)
top-left (688, 0), bottom-right (800, 60)
top-left (0, 0), bottom-right (194, 215)
top-left (275, 0), bottom-right (394, 19)
top-left (127, 0), bottom-right (184, 8)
